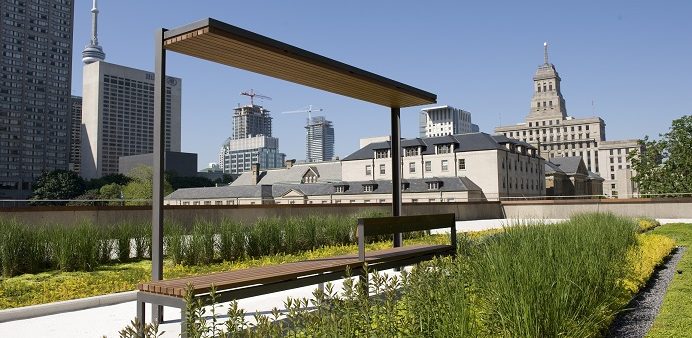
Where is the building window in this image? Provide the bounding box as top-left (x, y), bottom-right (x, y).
top-left (425, 161), bottom-right (431, 172)
top-left (611, 174), bottom-right (615, 180)
top-left (363, 184), bottom-right (377, 192)
top-left (458, 158), bottom-right (466, 170)
top-left (405, 147), bottom-right (419, 157)
top-left (441, 160), bottom-right (449, 171)
top-left (379, 164), bottom-right (386, 175)
top-left (375, 149), bottom-right (388, 158)
top-left (549, 84), bottom-right (553, 91)
top-left (335, 185), bottom-right (348, 193)
top-left (409, 162), bottom-right (416, 173)
top-left (365, 165), bottom-right (372, 175)
top-left (437, 144), bottom-right (451, 154)
top-left (401, 182), bottom-right (410, 190)
top-left (215, 201), bottom-right (223, 205)
top-left (427, 181), bottom-right (441, 190)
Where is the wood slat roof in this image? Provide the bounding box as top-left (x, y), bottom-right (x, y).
top-left (162, 18), bottom-right (436, 108)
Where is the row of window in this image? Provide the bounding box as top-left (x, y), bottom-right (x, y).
top-left (366, 159), bottom-right (468, 176)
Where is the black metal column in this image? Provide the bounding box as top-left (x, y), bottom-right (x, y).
top-left (152, 27), bottom-right (167, 323)
top-left (391, 107), bottom-right (402, 247)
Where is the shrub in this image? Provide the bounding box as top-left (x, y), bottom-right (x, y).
top-left (112, 222), bottom-right (134, 262)
top-left (49, 222), bottom-right (101, 272)
top-left (218, 219), bottom-right (245, 261)
top-left (636, 217), bottom-right (661, 233)
top-left (0, 219), bottom-right (47, 277)
top-left (164, 222), bottom-right (185, 265)
top-left (472, 213), bottom-right (638, 337)
top-left (184, 220), bottom-right (216, 265)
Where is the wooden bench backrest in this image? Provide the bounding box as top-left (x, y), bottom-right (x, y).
top-left (357, 213), bottom-right (456, 261)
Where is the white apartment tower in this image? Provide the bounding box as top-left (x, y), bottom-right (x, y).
top-left (495, 43), bottom-right (606, 173)
top-left (306, 116), bottom-right (334, 162)
top-left (420, 105), bottom-right (477, 138)
top-left (0, 0), bottom-right (74, 199)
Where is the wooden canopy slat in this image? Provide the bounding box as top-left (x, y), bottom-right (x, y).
top-left (170, 34), bottom-right (408, 105)
top-left (162, 18), bottom-right (436, 108)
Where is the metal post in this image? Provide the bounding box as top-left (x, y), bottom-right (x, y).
top-left (152, 27), bottom-right (167, 323)
top-left (391, 107), bottom-right (402, 247)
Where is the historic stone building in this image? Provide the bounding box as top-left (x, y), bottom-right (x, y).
top-left (495, 43), bottom-right (606, 174)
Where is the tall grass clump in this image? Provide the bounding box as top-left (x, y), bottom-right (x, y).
top-left (49, 221), bottom-right (101, 272)
top-left (112, 221), bottom-right (134, 262)
top-left (184, 220), bottom-right (216, 265)
top-left (132, 221), bottom-right (151, 259)
top-left (0, 219), bottom-right (48, 277)
top-left (164, 221), bottom-right (186, 265)
top-left (472, 213), bottom-right (638, 337)
top-left (247, 218), bottom-right (282, 257)
top-left (218, 219), bottom-right (245, 261)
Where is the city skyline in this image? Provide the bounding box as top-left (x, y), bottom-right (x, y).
top-left (68, 1), bottom-right (692, 168)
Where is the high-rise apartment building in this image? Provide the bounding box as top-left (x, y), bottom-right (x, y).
top-left (0, 0), bottom-right (74, 199)
top-left (218, 103), bottom-right (284, 174)
top-left (80, 61), bottom-right (182, 179)
top-left (69, 95), bottom-right (82, 173)
top-left (232, 104), bottom-right (272, 139)
top-left (495, 43), bottom-right (606, 173)
top-left (420, 105), bottom-right (477, 138)
top-left (305, 116), bottom-right (334, 162)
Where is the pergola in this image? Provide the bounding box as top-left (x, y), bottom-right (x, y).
top-left (151, 18), bottom-right (436, 319)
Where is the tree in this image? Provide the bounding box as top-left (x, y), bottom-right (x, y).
top-left (630, 115), bottom-right (692, 196)
top-left (122, 165), bottom-right (173, 206)
top-left (85, 173), bottom-right (132, 190)
top-left (169, 175), bottom-right (214, 190)
top-left (30, 170), bottom-right (86, 205)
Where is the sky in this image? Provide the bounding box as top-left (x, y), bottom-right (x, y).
top-left (70, 0), bottom-right (692, 169)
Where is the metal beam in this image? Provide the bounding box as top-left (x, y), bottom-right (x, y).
top-left (391, 107), bottom-right (402, 247)
top-left (152, 27), bottom-right (167, 323)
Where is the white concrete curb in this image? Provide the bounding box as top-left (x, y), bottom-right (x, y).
top-left (0, 291), bottom-right (137, 323)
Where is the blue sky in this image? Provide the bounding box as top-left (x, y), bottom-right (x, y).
top-left (70, 1), bottom-right (692, 169)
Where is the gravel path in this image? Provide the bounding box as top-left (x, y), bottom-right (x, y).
top-left (608, 246), bottom-right (686, 338)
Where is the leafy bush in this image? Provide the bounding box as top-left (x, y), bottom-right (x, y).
top-left (636, 217), bottom-right (661, 233)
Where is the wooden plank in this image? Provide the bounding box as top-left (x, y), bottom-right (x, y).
top-left (359, 214), bottom-right (456, 237)
top-left (139, 244), bottom-right (452, 297)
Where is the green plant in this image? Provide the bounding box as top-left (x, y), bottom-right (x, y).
top-left (218, 218), bottom-right (245, 261)
top-left (0, 219), bottom-right (46, 277)
top-left (164, 222), bottom-right (185, 265)
top-left (184, 220), bottom-right (216, 265)
top-left (112, 222), bottom-right (133, 262)
top-left (49, 221), bottom-right (101, 272)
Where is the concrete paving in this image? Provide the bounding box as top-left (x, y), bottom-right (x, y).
top-left (1, 218), bottom-right (688, 338)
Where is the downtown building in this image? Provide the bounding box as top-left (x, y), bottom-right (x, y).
top-left (494, 43), bottom-right (641, 197)
top-left (0, 0), bottom-right (74, 199)
top-left (305, 116), bottom-right (334, 162)
top-left (419, 105), bottom-right (478, 138)
top-left (78, 1), bottom-right (181, 179)
top-left (218, 104), bottom-right (285, 174)
top-left (495, 43), bottom-right (606, 174)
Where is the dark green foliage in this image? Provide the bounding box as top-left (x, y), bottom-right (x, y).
top-left (184, 221), bottom-right (216, 265)
top-left (164, 222), bottom-right (185, 265)
top-left (0, 220), bottom-right (47, 277)
top-left (29, 170), bottom-right (86, 205)
top-left (86, 173), bottom-right (132, 191)
top-left (631, 115), bottom-right (692, 196)
top-left (168, 175), bottom-right (214, 190)
top-left (67, 189), bottom-right (102, 206)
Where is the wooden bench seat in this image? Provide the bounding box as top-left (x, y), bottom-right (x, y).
top-left (136, 213), bottom-right (456, 337)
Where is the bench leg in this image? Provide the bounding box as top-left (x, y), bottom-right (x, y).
top-left (180, 307), bottom-right (187, 338)
top-left (152, 305), bottom-right (163, 324)
top-left (136, 298), bottom-right (146, 338)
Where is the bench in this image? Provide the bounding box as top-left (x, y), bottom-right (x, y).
top-left (136, 213), bottom-right (456, 336)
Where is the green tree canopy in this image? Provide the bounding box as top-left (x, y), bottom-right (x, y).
top-left (630, 115), bottom-right (692, 196)
top-left (30, 170), bottom-right (86, 205)
top-left (85, 173), bottom-right (132, 190)
top-left (122, 165), bottom-right (173, 205)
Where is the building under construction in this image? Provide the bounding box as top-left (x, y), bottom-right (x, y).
top-left (306, 116), bottom-right (335, 162)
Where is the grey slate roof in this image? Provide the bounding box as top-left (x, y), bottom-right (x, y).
top-left (588, 171), bottom-right (604, 181)
top-left (231, 161), bottom-right (342, 186)
top-left (548, 156), bottom-right (585, 175)
top-left (342, 132), bottom-right (522, 161)
top-left (544, 161), bottom-right (565, 175)
top-left (167, 176), bottom-right (482, 200)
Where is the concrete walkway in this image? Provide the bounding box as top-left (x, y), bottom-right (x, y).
top-left (1, 218), bottom-right (689, 338)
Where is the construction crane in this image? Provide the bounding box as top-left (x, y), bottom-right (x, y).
top-left (281, 105), bottom-right (325, 124)
top-left (240, 89), bottom-right (271, 106)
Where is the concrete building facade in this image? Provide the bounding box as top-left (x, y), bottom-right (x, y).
top-left (495, 43), bottom-right (606, 174)
top-left (419, 105), bottom-right (477, 138)
top-left (80, 61), bottom-right (182, 179)
top-left (305, 116), bottom-right (334, 162)
top-left (0, 0), bottom-right (74, 199)
top-left (597, 139), bottom-right (642, 198)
